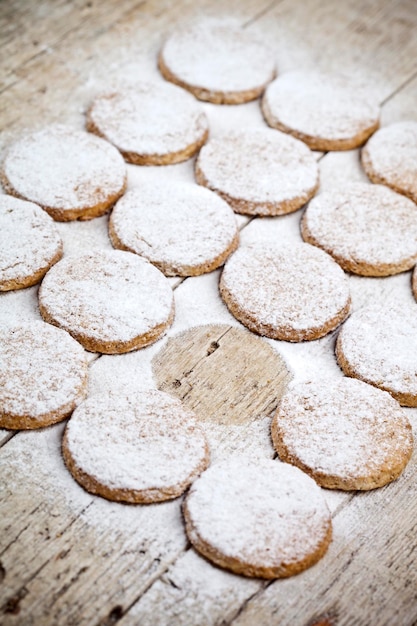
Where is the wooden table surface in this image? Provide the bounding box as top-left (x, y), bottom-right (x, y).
top-left (1, 1), bottom-right (417, 624)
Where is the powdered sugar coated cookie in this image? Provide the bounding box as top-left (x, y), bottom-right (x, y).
top-left (183, 457), bottom-right (332, 578)
top-left (336, 302), bottom-right (417, 406)
top-left (195, 128), bottom-right (319, 216)
top-left (159, 19), bottom-right (275, 104)
top-left (272, 378), bottom-right (413, 491)
top-left (362, 121), bottom-right (417, 204)
top-left (109, 182), bottom-right (238, 276)
top-left (301, 183), bottom-right (417, 276)
top-left (0, 322), bottom-right (88, 429)
top-left (220, 242), bottom-right (351, 341)
top-left (87, 82), bottom-right (208, 165)
top-left (62, 391), bottom-right (209, 503)
top-left (39, 250), bottom-right (174, 354)
top-left (1, 125), bottom-right (127, 221)
top-left (0, 195), bottom-right (63, 290)
top-left (262, 71), bottom-right (380, 151)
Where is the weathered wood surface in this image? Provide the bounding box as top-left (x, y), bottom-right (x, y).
top-left (1, 0), bottom-right (417, 624)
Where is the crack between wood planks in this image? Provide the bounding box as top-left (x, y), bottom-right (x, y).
top-left (380, 67), bottom-right (417, 106)
top-left (242, 0), bottom-right (285, 28)
top-left (0, 431), bottom-right (16, 449)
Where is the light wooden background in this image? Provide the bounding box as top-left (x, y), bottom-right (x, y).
top-left (1, 1), bottom-right (417, 625)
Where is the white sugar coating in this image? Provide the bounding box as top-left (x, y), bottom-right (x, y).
top-left (65, 391), bottom-right (208, 493)
top-left (2, 125), bottom-right (126, 212)
top-left (38, 250), bottom-right (173, 345)
top-left (263, 71), bottom-right (379, 142)
top-left (160, 19), bottom-right (275, 94)
top-left (185, 458), bottom-right (331, 569)
top-left (302, 183), bottom-right (417, 274)
top-left (87, 83), bottom-right (208, 157)
top-left (274, 378), bottom-right (413, 483)
top-left (0, 195), bottom-right (63, 288)
top-left (337, 302), bottom-right (417, 397)
top-left (362, 121), bottom-right (417, 201)
top-left (0, 321), bottom-right (88, 422)
top-left (221, 242), bottom-right (350, 336)
top-left (109, 183), bottom-right (238, 275)
top-left (196, 128), bottom-right (318, 212)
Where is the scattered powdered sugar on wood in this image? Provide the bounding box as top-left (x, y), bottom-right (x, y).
top-left (38, 249), bottom-right (174, 343)
top-left (65, 391), bottom-right (208, 492)
top-left (87, 82), bottom-right (208, 156)
top-left (0, 321), bottom-right (88, 422)
top-left (0, 195), bottom-right (63, 288)
top-left (109, 182), bottom-right (238, 275)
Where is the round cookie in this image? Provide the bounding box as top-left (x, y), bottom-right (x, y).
top-left (0, 322), bottom-right (88, 429)
top-left (109, 182), bottom-right (239, 276)
top-left (362, 121), bottom-right (417, 204)
top-left (220, 242), bottom-right (351, 341)
top-left (195, 128), bottom-right (319, 216)
top-left (38, 250), bottom-right (174, 354)
top-left (301, 183), bottom-right (417, 276)
top-left (86, 82), bottom-right (209, 165)
top-left (0, 195), bottom-right (63, 290)
top-left (272, 378), bottom-right (413, 491)
top-left (336, 302), bottom-right (417, 406)
top-left (62, 391), bottom-right (209, 503)
top-left (183, 457), bottom-right (332, 578)
top-left (1, 125), bottom-right (127, 221)
top-left (159, 20), bottom-right (275, 104)
top-left (262, 71), bottom-right (380, 151)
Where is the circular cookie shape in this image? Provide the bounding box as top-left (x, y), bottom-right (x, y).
top-left (362, 121), bottom-right (417, 204)
top-left (262, 71), bottom-right (380, 151)
top-left (220, 242), bottom-right (351, 341)
top-left (159, 20), bottom-right (275, 104)
top-left (0, 322), bottom-right (88, 429)
top-left (301, 183), bottom-right (417, 276)
top-left (39, 250), bottom-right (174, 354)
top-left (195, 128), bottom-right (319, 216)
top-left (272, 378), bottom-right (413, 491)
top-left (109, 183), bottom-right (239, 276)
top-left (0, 195), bottom-right (63, 291)
top-left (336, 302), bottom-right (417, 406)
top-left (183, 458), bottom-right (332, 578)
top-left (1, 125), bottom-right (127, 221)
top-left (86, 82), bottom-right (209, 165)
top-left (62, 391), bottom-right (209, 503)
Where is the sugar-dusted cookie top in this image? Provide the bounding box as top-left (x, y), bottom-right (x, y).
top-left (362, 121), bottom-right (417, 204)
top-left (38, 250), bottom-right (174, 354)
top-left (62, 391), bottom-right (209, 503)
top-left (195, 128), bottom-right (319, 216)
top-left (301, 183), bottom-right (417, 276)
top-left (86, 82), bottom-right (208, 165)
top-left (220, 242), bottom-right (350, 341)
top-left (109, 182), bottom-right (238, 276)
top-left (336, 302), bottom-right (417, 406)
top-left (272, 378), bottom-right (413, 491)
top-left (159, 19), bottom-right (275, 104)
top-left (183, 457), bottom-right (332, 578)
top-left (262, 71), bottom-right (380, 151)
top-left (0, 321), bottom-right (88, 429)
top-left (1, 125), bottom-right (127, 221)
top-left (0, 195), bottom-right (63, 291)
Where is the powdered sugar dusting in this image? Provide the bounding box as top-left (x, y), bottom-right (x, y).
top-left (274, 378), bottom-right (413, 484)
top-left (161, 19), bottom-right (275, 93)
top-left (110, 183), bottom-right (238, 275)
top-left (39, 250), bottom-right (173, 344)
top-left (88, 83), bottom-right (208, 156)
top-left (2, 125), bottom-right (126, 212)
top-left (0, 321), bottom-right (88, 422)
top-left (65, 391), bottom-right (208, 492)
top-left (0, 195), bottom-right (63, 288)
top-left (302, 183), bottom-right (417, 274)
top-left (185, 457), bottom-right (331, 569)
